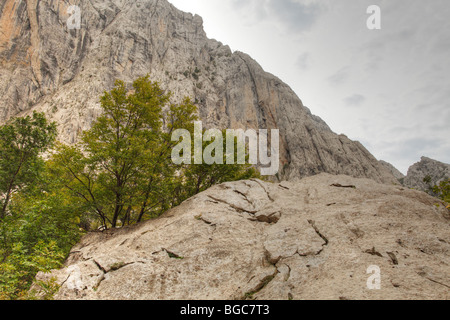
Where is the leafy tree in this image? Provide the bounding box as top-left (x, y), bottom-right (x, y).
top-left (0, 169), bottom-right (84, 300)
top-left (171, 131), bottom-right (260, 207)
top-left (0, 112), bottom-right (79, 299)
top-left (51, 75), bottom-right (257, 229)
top-left (432, 179), bottom-right (450, 208)
top-left (0, 240), bottom-right (64, 300)
top-left (0, 112), bottom-right (57, 219)
top-left (423, 175), bottom-right (432, 185)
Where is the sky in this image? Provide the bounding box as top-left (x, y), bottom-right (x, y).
top-left (169, 0), bottom-right (450, 174)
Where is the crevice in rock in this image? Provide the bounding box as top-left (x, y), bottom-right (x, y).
top-left (93, 259), bottom-right (107, 273)
top-left (236, 55), bottom-right (262, 127)
top-left (386, 252), bottom-right (399, 265)
top-left (242, 267), bottom-right (279, 300)
top-left (248, 212), bottom-right (280, 224)
top-left (264, 249), bottom-right (282, 265)
top-left (93, 273), bottom-right (105, 291)
top-left (283, 264), bottom-right (291, 282)
top-left (307, 220), bottom-right (329, 254)
top-left (331, 183), bottom-right (356, 189)
top-left (233, 189), bottom-right (254, 207)
top-left (278, 184), bottom-right (290, 190)
top-left (91, 260), bottom-right (107, 290)
top-left (58, 273), bottom-right (73, 289)
top-left (250, 179), bottom-right (275, 202)
top-left (93, 259), bottom-right (138, 274)
top-left (194, 214), bottom-right (217, 238)
top-left (364, 247), bottom-right (383, 257)
top-left (194, 214), bottom-right (214, 225)
top-left (163, 248), bottom-right (184, 260)
top-left (207, 195), bottom-right (257, 214)
top-left (418, 273), bottom-right (450, 289)
top-left (91, 260), bottom-right (145, 291)
top-left (109, 261), bottom-right (135, 271)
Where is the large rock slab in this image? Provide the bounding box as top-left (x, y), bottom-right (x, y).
top-left (32, 174), bottom-right (450, 300)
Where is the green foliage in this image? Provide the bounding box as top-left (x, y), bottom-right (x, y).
top-left (432, 179), bottom-right (450, 207)
top-left (28, 277), bottom-right (60, 300)
top-left (0, 113), bottom-right (80, 300)
top-left (0, 111), bottom-right (57, 220)
top-left (0, 180), bottom-right (83, 299)
top-left (51, 75), bottom-right (258, 229)
top-left (0, 239), bottom-right (67, 299)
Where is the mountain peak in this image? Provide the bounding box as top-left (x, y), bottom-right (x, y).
top-left (0, 0), bottom-right (397, 182)
top-left (404, 157), bottom-right (450, 191)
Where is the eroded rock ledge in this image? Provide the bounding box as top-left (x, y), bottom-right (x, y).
top-left (33, 174), bottom-right (450, 300)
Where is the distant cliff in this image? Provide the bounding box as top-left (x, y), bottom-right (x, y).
top-left (379, 160), bottom-right (405, 182)
top-left (404, 157), bottom-right (450, 192)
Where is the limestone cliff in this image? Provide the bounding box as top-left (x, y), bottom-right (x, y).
top-left (0, 0), bottom-right (396, 182)
top-left (404, 157), bottom-right (450, 192)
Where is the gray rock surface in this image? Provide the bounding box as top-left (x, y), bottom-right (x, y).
top-left (32, 174), bottom-right (450, 300)
top-left (379, 160), bottom-right (405, 181)
top-left (0, 0), bottom-right (397, 183)
top-left (404, 157), bottom-right (450, 191)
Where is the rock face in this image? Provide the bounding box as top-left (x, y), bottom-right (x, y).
top-left (404, 157), bottom-right (450, 192)
top-left (379, 160), bottom-right (405, 181)
top-left (32, 174), bottom-right (450, 300)
top-left (0, 0), bottom-right (396, 183)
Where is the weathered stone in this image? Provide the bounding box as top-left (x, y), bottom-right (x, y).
top-left (404, 157), bottom-right (450, 191)
top-left (31, 174), bottom-right (450, 300)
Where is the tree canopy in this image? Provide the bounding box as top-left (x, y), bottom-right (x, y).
top-left (49, 75), bottom-right (258, 229)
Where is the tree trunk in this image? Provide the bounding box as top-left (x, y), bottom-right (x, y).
top-left (0, 191), bottom-right (11, 219)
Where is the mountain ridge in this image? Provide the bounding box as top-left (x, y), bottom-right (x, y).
top-left (404, 156), bottom-right (450, 192)
top-left (0, 0), bottom-right (397, 182)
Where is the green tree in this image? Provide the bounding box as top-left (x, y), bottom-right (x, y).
top-left (432, 179), bottom-right (450, 207)
top-left (0, 112), bottom-right (79, 299)
top-left (0, 168), bottom-right (84, 300)
top-left (0, 112), bottom-right (57, 219)
top-left (51, 75), bottom-right (259, 229)
top-left (50, 76), bottom-right (197, 228)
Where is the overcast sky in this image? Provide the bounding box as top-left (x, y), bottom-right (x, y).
top-left (169, 0), bottom-right (450, 174)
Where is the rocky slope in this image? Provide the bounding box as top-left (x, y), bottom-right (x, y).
top-left (404, 157), bottom-right (450, 192)
top-left (0, 0), bottom-right (397, 183)
top-left (32, 174), bottom-right (450, 300)
top-left (379, 160), bottom-right (405, 181)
